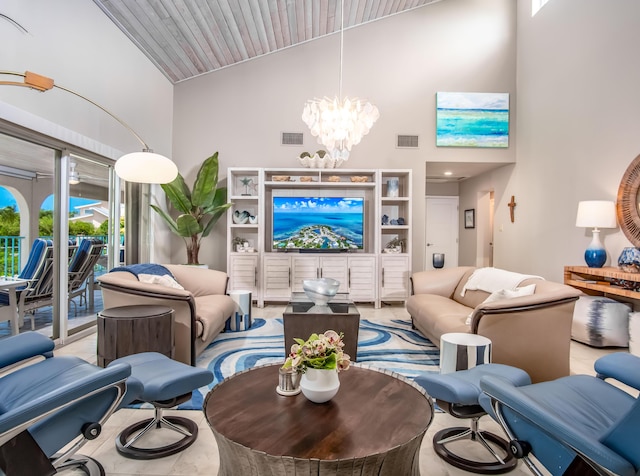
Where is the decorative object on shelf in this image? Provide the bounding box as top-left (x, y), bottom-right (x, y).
top-left (151, 152), bottom-right (231, 264)
top-left (390, 219), bottom-right (398, 225)
top-left (299, 150), bottom-right (344, 169)
top-left (575, 200), bottom-right (617, 268)
top-left (282, 330), bottom-right (351, 403)
top-left (433, 253), bottom-right (445, 269)
top-left (232, 210), bottom-right (250, 224)
top-left (464, 209), bottom-right (475, 229)
top-left (239, 177), bottom-right (255, 196)
top-left (302, 278), bottom-right (340, 306)
top-left (232, 237), bottom-right (248, 252)
top-left (273, 175), bottom-right (292, 182)
top-left (350, 176), bottom-right (368, 183)
top-left (381, 214), bottom-right (389, 225)
top-left (384, 237), bottom-right (406, 253)
top-left (276, 367), bottom-right (301, 396)
top-left (300, 176), bottom-right (314, 182)
top-left (436, 92), bottom-right (509, 148)
top-left (397, 217), bottom-right (405, 225)
top-left (387, 178), bottom-right (399, 197)
top-left (300, 0), bottom-right (379, 163)
top-left (0, 70), bottom-right (178, 184)
top-left (327, 176), bottom-right (341, 182)
top-left (618, 247), bottom-right (640, 273)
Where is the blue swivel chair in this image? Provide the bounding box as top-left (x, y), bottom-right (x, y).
top-left (0, 331), bottom-right (130, 475)
top-left (480, 353), bottom-right (640, 476)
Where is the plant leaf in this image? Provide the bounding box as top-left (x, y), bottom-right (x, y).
top-left (192, 152), bottom-right (219, 208)
top-left (150, 204), bottom-right (180, 235)
top-left (176, 214), bottom-right (202, 237)
top-left (161, 174), bottom-right (192, 214)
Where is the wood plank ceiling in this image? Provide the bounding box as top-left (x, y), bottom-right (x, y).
top-left (93, 0), bottom-right (443, 84)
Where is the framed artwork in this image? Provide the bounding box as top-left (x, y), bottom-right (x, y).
top-left (464, 209), bottom-right (475, 229)
top-left (436, 92), bottom-right (509, 148)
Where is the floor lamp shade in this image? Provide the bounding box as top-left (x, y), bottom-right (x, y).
top-left (575, 200), bottom-right (617, 268)
top-left (115, 151), bottom-right (178, 184)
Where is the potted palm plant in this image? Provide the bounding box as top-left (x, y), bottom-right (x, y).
top-left (151, 152), bottom-right (231, 265)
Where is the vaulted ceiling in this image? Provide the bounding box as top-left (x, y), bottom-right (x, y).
top-left (93, 0), bottom-right (443, 83)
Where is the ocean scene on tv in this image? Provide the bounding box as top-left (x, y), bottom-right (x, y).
top-left (273, 197), bottom-right (364, 250)
top-left (436, 92), bottom-right (509, 148)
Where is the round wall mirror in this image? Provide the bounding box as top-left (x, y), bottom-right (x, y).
top-left (617, 153), bottom-right (640, 247)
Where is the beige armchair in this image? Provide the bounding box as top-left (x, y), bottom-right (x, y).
top-left (98, 264), bottom-right (235, 365)
top-left (406, 267), bottom-right (582, 383)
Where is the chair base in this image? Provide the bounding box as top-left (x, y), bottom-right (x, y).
top-left (116, 407), bottom-right (198, 460)
top-left (55, 454), bottom-right (105, 475)
top-left (433, 426), bottom-right (517, 474)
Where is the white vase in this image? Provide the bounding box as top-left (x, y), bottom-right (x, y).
top-left (299, 368), bottom-right (340, 403)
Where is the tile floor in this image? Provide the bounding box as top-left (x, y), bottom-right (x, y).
top-left (54, 303), bottom-right (619, 476)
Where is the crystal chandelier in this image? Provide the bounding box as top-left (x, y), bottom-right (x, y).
top-left (301, 0), bottom-right (379, 163)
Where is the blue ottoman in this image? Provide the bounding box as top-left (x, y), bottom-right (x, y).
top-left (415, 364), bottom-right (531, 474)
top-left (109, 352), bottom-right (213, 460)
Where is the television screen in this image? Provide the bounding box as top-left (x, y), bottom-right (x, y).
top-left (272, 197), bottom-right (364, 250)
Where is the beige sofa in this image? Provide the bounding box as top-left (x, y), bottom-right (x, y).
top-left (406, 267), bottom-right (581, 383)
top-left (98, 264), bottom-right (235, 365)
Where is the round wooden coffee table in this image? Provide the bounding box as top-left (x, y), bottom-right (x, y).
top-left (204, 364), bottom-right (434, 476)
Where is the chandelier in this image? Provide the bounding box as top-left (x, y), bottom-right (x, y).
top-left (301, 0), bottom-right (379, 163)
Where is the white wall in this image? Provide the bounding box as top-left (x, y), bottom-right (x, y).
top-left (489, 0), bottom-right (640, 281)
top-left (173, 0), bottom-right (517, 271)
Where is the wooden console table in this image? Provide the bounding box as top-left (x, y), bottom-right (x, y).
top-left (564, 266), bottom-right (640, 300)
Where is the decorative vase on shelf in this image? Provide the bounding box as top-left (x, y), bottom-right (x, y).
top-left (299, 368), bottom-right (340, 403)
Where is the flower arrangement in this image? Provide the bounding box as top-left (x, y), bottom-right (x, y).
top-left (282, 330), bottom-right (351, 373)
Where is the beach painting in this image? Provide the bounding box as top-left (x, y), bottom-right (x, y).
top-left (436, 92), bottom-right (509, 148)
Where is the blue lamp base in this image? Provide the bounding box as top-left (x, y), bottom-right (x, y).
top-left (584, 230), bottom-right (607, 268)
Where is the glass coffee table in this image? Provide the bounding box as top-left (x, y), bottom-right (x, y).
top-left (283, 292), bottom-right (360, 361)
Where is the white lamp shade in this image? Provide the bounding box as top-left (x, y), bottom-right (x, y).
top-left (575, 200), bottom-right (617, 228)
top-left (115, 151), bottom-right (178, 184)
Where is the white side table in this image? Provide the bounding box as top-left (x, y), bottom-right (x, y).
top-left (0, 278), bottom-right (28, 335)
top-left (440, 333), bottom-right (492, 374)
top-left (225, 290), bottom-right (252, 331)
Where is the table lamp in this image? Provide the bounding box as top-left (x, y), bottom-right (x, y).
top-left (575, 200), bottom-right (617, 267)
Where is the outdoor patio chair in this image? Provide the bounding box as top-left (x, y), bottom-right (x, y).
top-left (68, 238), bottom-right (105, 312)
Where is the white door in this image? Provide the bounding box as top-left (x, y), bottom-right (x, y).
top-left (425, 197), bottom-right (459, 270)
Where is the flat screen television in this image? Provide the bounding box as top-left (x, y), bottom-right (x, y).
top-left (272, 196), bottom-right (364, 250)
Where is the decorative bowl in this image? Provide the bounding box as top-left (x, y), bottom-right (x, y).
top-left (302, 278), bottom-right (340, 305)
top-left (298, 153), bottom-right (344, 169)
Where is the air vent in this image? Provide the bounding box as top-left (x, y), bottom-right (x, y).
top-left (281, 132), bottom-right (304, 146)
top-left (397, 135), bottom-right (419, 148)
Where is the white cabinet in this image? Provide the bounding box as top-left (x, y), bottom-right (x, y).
top-left (228, 168), bottom-right (412, 307)
top-left (262, 255), bottom-right (291, 302)
top-left (291, 256), bottom-right (349, 293)
top-left (347, 256), bottom-right (376, 303)
top-left (380, 255), bottom-right (410, 301)
top-left (229, 254), bottom-right (258, 295)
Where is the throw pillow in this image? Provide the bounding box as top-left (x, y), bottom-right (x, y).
top-left (466, 284), bottom-right (537, 325)
top-left (629, 312), bottom-right (640, 356)
top-left (138, 273), bottom-right (184, 290)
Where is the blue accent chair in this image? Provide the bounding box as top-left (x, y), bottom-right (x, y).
top-left (480, 353), bottom-right (640, 476)
top-left (0, 331), bottom-right (130, 475)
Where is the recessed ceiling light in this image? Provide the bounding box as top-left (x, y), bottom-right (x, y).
top-left (444, 171), bottom-right (453, 176)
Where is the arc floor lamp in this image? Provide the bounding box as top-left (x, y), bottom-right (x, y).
top-left (0, 70), bottom-right (178, 184)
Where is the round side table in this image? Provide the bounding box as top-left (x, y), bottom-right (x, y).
top-left (97, 305), bottom-right (175, 367)
top-left (439, 333), bottom-right (492, 374)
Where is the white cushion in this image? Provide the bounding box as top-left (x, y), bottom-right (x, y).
top-left (138, 273), bottom-right (184, 290)
top-left (466, 284), bottom-right (537, 325)
top-left (571, 296), bottom-right (631, 347)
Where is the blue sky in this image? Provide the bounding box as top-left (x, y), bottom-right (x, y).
top-left (0, 187), bottom-right (97, 212)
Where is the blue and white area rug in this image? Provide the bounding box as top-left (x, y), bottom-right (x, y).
top-left (179, 317), bottom-right (439, 410)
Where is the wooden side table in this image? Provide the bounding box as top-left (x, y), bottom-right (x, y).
top-left (97, 305), bottom-right (175, 367)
